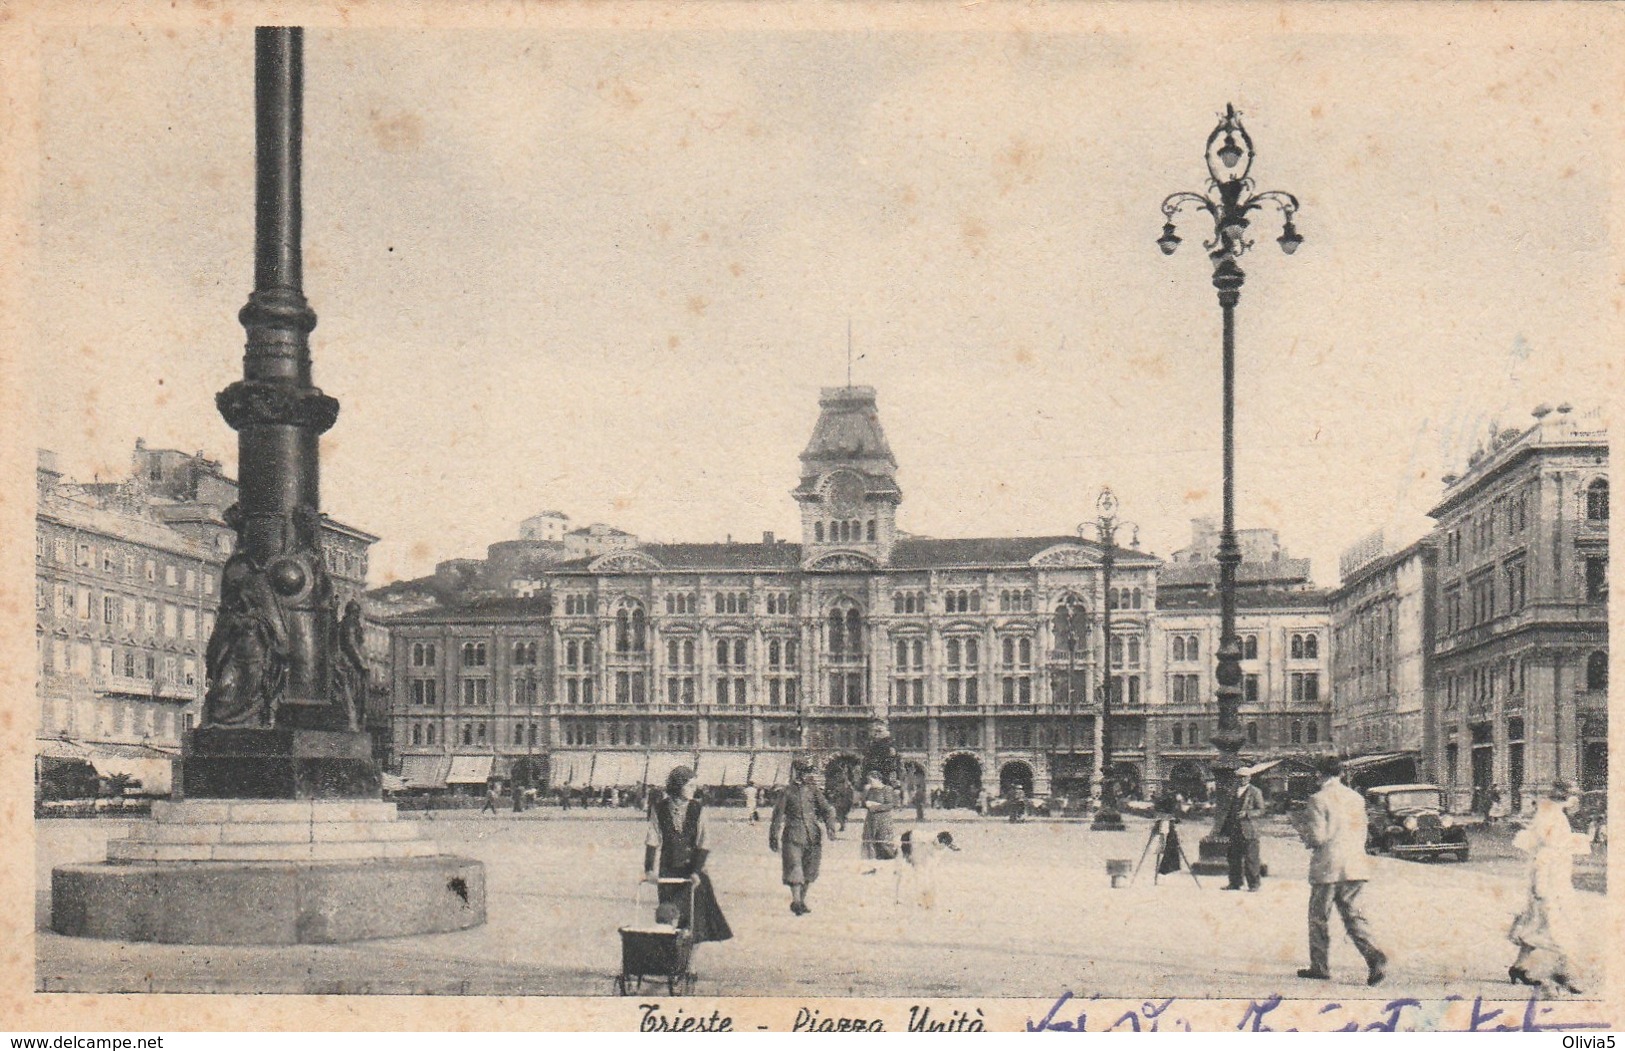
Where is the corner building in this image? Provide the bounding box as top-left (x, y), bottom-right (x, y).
top-left (1425, 407), bottom-right (1608, 811)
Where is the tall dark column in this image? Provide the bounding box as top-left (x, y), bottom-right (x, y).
top-left (187, 27), bottom-right (375, 799)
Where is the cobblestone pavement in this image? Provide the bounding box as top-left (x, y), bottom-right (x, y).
top-left (35, 812), bottom-right (1607, 998)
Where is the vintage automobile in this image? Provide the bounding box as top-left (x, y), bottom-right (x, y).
top-left (1364, 783), bottom-right (1469, 862)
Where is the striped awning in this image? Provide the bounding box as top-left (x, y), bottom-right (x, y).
top-left (548, 752), bottom-right (596, 788)
top-left (593, 752), bottom-right (646, 786)
top-left (644, 752), bottom-right (696, 787)
top-left (750, 752), bottom-right (792, 787)
top-left (401, 754), bottom-right (449, 789)
top-left (446, 754), bottom-right (495, 785)
top-left (695, 751), bottom-right (754, 786)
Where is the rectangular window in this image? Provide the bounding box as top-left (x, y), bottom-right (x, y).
top-left (76, 543), bottom-right (92, 568)
top-left (163, 604), bottom-right (178, 638)
top-left (1244, 674), bottom-right (1259, 703)
top-left (102, 595), bottom-right (116, 625)
top-left (183, 657), bottom-right (197, 686)
top-left (185, 569), bottom-right (197, 592)
top-left (1586, 557), bottom-right (1608, 602)
top-left (182, 608), bottom-right (197, 640)
top-left (76, 586), bottom-right (92, 620)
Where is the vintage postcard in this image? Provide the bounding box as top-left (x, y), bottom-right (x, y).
top-left (1, 0), bottom-right (1621, 1036)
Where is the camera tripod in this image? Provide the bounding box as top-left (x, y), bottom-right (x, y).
top-left (1132, 816), bottom-right (1202, 887)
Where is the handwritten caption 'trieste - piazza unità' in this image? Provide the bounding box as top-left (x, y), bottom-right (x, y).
top-left (632, 993), bottom-right (1613, 1034)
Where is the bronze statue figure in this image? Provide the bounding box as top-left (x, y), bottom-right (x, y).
top-left (332, 599), bottom-right (367, 732)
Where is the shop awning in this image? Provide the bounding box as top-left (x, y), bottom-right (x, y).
top-left (593, 752), bottom-right (645, 786)
top-left (694, 751), bottom-right (753, 786)
top-left (548, 752), bottom-right (596, 788)
top-left (1341, 752), bottom-right (1417, 775)
top-left (380, 772), bottom-right (410, 793)
top-left (750, 753), bottom-right (792, 787)
top-left (446, 754), bottom-right (495, 785)
top-left (37, 737), bottom-right (93, 761)
top-left (401, 754), bottom-right (449, 789)
top-left (644, 752), bottom-right (695, 787)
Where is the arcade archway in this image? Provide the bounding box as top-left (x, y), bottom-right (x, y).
top-left (942, 753), bottom-right (983, 809)
top-left (999, 760), bottom-right (1034, 799)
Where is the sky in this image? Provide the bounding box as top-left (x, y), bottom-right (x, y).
top-left (26, 8), bottom-right (1621, 589)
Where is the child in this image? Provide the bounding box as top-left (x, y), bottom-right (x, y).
top-left (653, 903), bottom-right (683, 930)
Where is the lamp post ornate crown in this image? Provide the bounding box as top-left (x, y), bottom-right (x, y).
top-left (1157, 104), bottom-right (1301, 867)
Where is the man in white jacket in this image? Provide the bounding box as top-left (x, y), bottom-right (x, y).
top-left (1295, 755), bottom-right (1388, 985)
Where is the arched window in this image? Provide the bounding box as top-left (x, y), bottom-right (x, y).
top-left (1172, 724), bottom-right (1184, 746)
top-left (1290, 634), bottom-right (1304, 660)
top-left (1002, 637), bottom-right (1015, 665)
top-left (771, 639), bottom-right (784, 667)
top-left (1304, 633), bottom-right (1319, 659)
top-left (425, 723), bottom-right (435, 745)
top-left (1132, 588), bottom-right (1143, 609)
top-left (846, 608), bottom-right (863, 654)
top-left (1188, 635), bottom-right (1199, 661)
top-left (1110, 636), bottom-right (1125, 667)
top-left (734, 638), bottom-right (747, 666)
top-left (815, 522), bottom-right (824, 542)
top-left (966, 638), bottom-right (979, 667)
top-left (1291, 720), bottom-right (1302, 744)
top-left (462, 724), bottom-right (473, 746)
top-left (1173, 637), bottom-right (1185, 662)
top-left (617, 610), bottom-right (631, 652)
top-left (969, 591), bottom-right (981, 612)
top-left (947, 638), bottom-right (961, 669)
top-left (411, 724), bottom-right (422, 746)
top-left (1019, 637), bottom-right (1032, 666)
top-left (513, 724), bottom-right (525, 746)
top-left (717, 639), bottom-right (730, 666)
top-left (1128, 637), bottom-right (1140, 667)
top-left (1188, 722), bottom-right (1199, 745)
top-left (1588, 479), bottom-right (1609, 522)
top-left (1588, 650), bottom-right (1607, 691)
top-left (1307, 722), bottom-right (1319, 744)
top-left (867, 520), bottom-right (877, 541)
top-left (1243, 634), bottom-right (1258, 660)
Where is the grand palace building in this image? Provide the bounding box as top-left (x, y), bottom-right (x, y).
top-left (384, 386), bottom-right (1332, 804)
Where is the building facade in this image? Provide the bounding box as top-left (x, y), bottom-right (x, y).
top-left (1426, 406), bottom-right (1608, 812)
top-left (35, 443), bottom-right (380, 794)
top-left (384, 386), bottom-right (1335, 805)
top-left (1328, 536), bottom-right (1435, 785)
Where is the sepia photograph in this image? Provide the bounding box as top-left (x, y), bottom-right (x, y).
top-left (2, 0), bottom-right (1619, 1035)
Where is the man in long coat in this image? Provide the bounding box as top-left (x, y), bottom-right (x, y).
top-left (770, 757), bottom-right (839, 916)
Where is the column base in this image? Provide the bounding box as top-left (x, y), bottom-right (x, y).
top-left (184, 727), bottom-right (379, 799)
top-left (1192, 831), bottom-right (1232, 876)
top-left (53, 855), bottom-right (485, 944)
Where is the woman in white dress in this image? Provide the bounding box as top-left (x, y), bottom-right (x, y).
top-left (1508, 780), bottom-right (1591, 994)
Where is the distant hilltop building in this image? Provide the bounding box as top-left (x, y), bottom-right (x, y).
top-left (1157, 518), bottom-right (1316, 593)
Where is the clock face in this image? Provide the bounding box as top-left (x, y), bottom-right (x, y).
top-left (827, 473), bottom-right (865, 515)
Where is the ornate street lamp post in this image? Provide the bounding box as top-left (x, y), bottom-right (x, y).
top-left (1088, 488), bottom-right (1134, 832)
top-left (1157, 103), bottom-right (1301, 863)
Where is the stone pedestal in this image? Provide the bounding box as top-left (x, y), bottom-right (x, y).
top-left (184, 727), bottom-right (380, 799)
top-left (1191, 831), bottom-right (1231, 876)
top-left (52, 799), bottom-right (486, 944)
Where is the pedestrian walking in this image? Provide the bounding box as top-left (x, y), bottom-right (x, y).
top-left (512, 782), bottom-right (524, 813)
top-left (643, 765), bottom-right (732, 948)
top-left (1507, 780), bottom-right (1590, 994)
top-left (914, 784), bottom-right (926, 822)
top-left (829, 767), bottom-right (853, 833)
top-left (860, 770), bottom-right (900, 860)
top-left (480, 781), bottom-right (500, 814)
top-left (769, 757), bottom-right (839, 916)
top-left (1294, 755), bottom-right (1388, 985)
top-left (1217, 766), bottom-right (1266, 891)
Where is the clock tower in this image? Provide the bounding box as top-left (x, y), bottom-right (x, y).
top-left (794, 386), bottom-right (902, 567)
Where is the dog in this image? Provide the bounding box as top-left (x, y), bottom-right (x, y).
top-left (892, 829), bottom-right (960, 909)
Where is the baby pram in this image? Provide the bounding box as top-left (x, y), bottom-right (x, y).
top-left (616, 878), bottom-right (697, 995)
